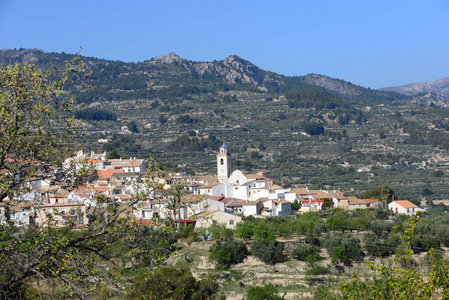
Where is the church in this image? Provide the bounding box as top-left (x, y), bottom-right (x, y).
top-left (194, 144), bottom-right (293, 217)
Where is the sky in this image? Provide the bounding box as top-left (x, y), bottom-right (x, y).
top-left (1, 0), bottom-right (448, 89)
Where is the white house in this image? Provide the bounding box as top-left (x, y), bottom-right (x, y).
top-left (388, 200), bottom-right (422, 216)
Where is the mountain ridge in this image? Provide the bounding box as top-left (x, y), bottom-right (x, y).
top-left (0, 48), bottom-right (408, 105)
top-left (380, 77), bottom-right (449, 100)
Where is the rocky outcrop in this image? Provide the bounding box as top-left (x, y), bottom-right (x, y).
top-left (380, 78), bottom-right (449, 100)
top-left (148, 52), bottom-right (282, 87)
top-left (300, 74), bottom-right (363, 96)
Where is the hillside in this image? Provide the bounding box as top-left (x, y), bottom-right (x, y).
top-left (3, 48), bottom-right (449, 203)
top-left (380, 77), bottom-right (449, 101)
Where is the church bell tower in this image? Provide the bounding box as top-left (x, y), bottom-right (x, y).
top-left (217, 144), bottom-right (232, 182)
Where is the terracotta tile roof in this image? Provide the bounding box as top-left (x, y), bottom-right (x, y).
top-left (363, 199), bottom-right (380, 203)
top-left (269, 184), bottom-right (283, 190)
top-left (93, 186), bottom-right (110, 192)
top-left (98, 169), bottom-right (123, 178)
top-left (37, 203), bottom-right (85, 208)
top-left (393, 200), bottom-right (418, 208)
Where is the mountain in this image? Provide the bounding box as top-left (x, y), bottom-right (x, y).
top-left (0, 48), bottom-right (407, 105)
top-left (380, 77), bottom-right (449, 101)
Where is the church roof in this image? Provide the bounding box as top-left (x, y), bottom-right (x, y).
top-left (220, 144), bottom-right (228, 149)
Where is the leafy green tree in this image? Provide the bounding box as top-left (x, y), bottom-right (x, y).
top-left (235, 220), bottom-right (254, 241)
top-left (303, 121), bottom-right (325, 135)
top-left (322, 232), bottom-right (364, 266)
top-left (209, 237), bottom-right (248, 269)
top-left (291, 243), bottom-right (322, 262)
top-left (250, 239), bottom-right (287, 265)
top-left (106, 149), bottom-right (120, 159)
top-left (126, 265), bottom-right (219, 299)
top-left (326, 209), bottom-right (351, 232)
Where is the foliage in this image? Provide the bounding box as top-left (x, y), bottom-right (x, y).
top-left (325, 209), bottom-right (351, 232)
top-left (360, 185), bottom-right (395, 203)
top-left (245, 283), bottom-right (282, 300)
top-left (0, 59), bottom-right (181, 299)
top-left (74, 107), bottom-right (117, 121)
top-left (209, 237), bottom-right (248, 269)
top-left (322, 232), bottom-right (364, 266)
top-left (127, 120), bottom-right (139, 133)
top-left (315, 213), bottom-right (449, 299)
top-left (250, 239), bottom-right (287, 265)
top-left (170, 135), bottom-right (223, 152)
top-left (235, 220), bottom-right (254, 241)
top-left (303, 121), bottom-right (325, 136)
top-left (291, 243), bottom-right (322, 262)
top-left (208, 222), bottom-right (234, 241)
top-left (126, 265), bottom-right (219, 300)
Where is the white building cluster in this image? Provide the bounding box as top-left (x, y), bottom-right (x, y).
top-left (1, 146), bottom-right (425, 229)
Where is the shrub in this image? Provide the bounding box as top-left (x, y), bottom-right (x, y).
top-left (322, 232), bottom-right (364, 266)
top-left (250, 239), bottom-right (287, 265)
top-left (126, 266), bottom-right (218, 299)
top-left (245, 283), bottom-right (282, 300)
top-left (291, 243), bottom-right (322, 262)
top-left (209, 238), bottom-right (248, 269)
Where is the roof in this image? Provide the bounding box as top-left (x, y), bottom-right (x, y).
top-left (98, 169), bottom-right (124, 178)
top-left (198, 183), bottom-right (221, 189)
top-left (37, 203), bottom-right (85, 208)
top-left (391, 200), bottom-right (418, 208)
top-left (93, 186), bottom-right (111, 192)
top-left (363, 199), bottom-right (381, 204)
top-left (242, 200), bottom-right (262, 206)
top-left (269, 184), bottom-right (283, 191)
top-left (195, 209), bottom-right (220, 218)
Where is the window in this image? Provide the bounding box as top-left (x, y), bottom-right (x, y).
top-left (229, 219), bottom-right (234, 225)
top-left (220, 158), bottom-right (224, 165)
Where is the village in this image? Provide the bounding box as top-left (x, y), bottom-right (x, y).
top-left (0, 145), bottom-right (424, 229)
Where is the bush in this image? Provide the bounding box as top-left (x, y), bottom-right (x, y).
top-left (322, 232), bottom-right (364, 266)
top-left (250, 239), bottom-right (287, 265)
top-left (209, 238), bottom-right (248, 269)
top-left (245, 283), bottom-right (282, 300)
top-left (126, 266), bottom-right (218, 299)
top-left (291, 243), bottom-right (322, 262)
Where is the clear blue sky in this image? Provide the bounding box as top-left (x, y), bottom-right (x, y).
top-left (1, 0), bottom-right (448, 89)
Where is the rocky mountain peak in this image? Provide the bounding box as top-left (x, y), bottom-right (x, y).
top-left (149, 52), bottom-right (183, 65)
top-left (223, 55), bottom-right (252, 67)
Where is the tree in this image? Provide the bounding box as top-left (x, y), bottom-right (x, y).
top-left (250, 239), bottom-right (287, 265)
top-left (209, 237), bottom-right (248, 269)
top-left (126, 265), bottom-right (219, 299)
top-left (0, 58), bottom-right (160, 298)
top-left (127, 120), bottom-right (139, 133)
top-left (322, 232), bottom-right (364, 266)
top-left (291, 243), bottom-right (322, 262)
top-left (303, 121), bottom-right (325, 136)
top-left (316, 213), bottom-right (449, 299)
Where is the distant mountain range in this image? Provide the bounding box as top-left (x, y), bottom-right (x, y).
top-left (380, 78), bottom-right (449, 100)
top-left (1, 48), bottom-right (447, 105)
top-left (0, 48), bottom-right (410, 105)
